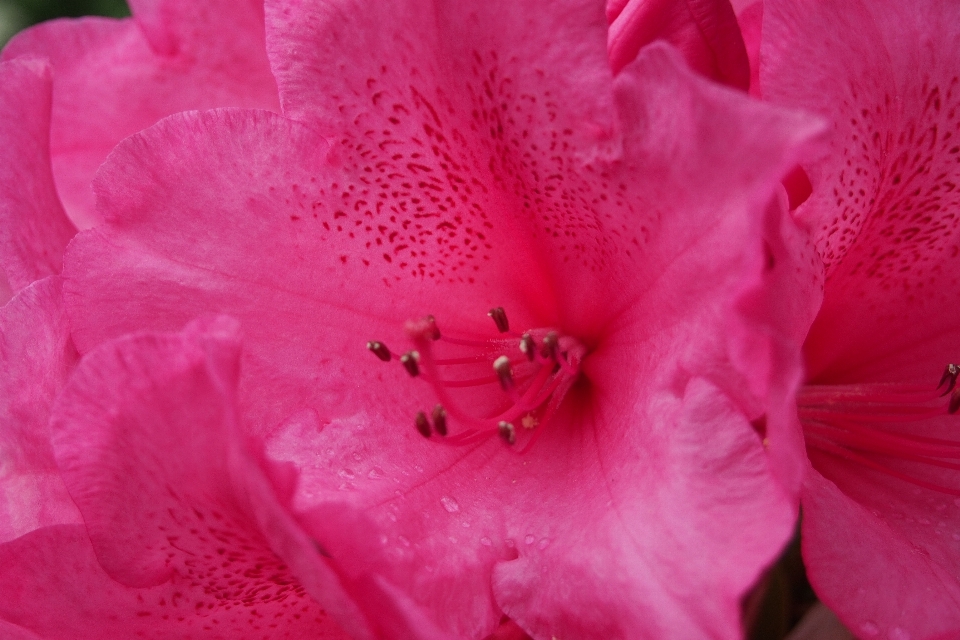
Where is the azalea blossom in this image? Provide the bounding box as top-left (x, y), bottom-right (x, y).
top-left (761, 0), bottom-right (960, 637)
top-left (0, 0), bottom-right (825, 637)
top-left (0, 0), bottom-right (278, 234)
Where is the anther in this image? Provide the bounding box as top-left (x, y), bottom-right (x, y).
top-left (401, 351), bottom-right (421, 377)
top-left (939, 364), bottom-right (959, 396)
top-left (541, 331), bottom-right (560, 360)
top-left (488, 307), bottom-right (510, 333)
top-left (432, 404), bottom-right (448, 436)
top-left (425, 315), bottom-right (441, 340)
top-left (519, 333), bottom-right (536, 361)
top-left (366, 341), bottom-right (392, 362)
top-left (415, 411), bottom-right (432, 438)
top-left (498, 421), bottom-right (516, 445)
top-left (951, 388), bottom-right (960, 415)
top-left (493, 355), bottom-right (515, 391)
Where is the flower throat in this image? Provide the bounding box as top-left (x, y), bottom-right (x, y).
top-left (799, 364), bottom-right (960, 496)
top-left (367, 307), bottom-right (585, 451)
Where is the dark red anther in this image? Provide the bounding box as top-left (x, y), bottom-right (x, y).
top-left (415, 411), bottom-right (432, 438)
top-left (488, 307), bottom-right (509, 333)
top-left (498, 421), bottom-right (516, 445)
top-left (366, 341), bottom-right (392, 362)
top-left (432, 404), bottom-right (448, 436)
top-left (541, 331), bottom-right (559, 360)
top-left (401, 351), bottom-right (421, 377)
top-left (425, 315), bottom-right (441, 340)
top-left (939, 364), bottom-right (959, 396)
top-left (493, 355), bottom-right (514, 392)
top-left (519, 333), bottom-right (536, 361)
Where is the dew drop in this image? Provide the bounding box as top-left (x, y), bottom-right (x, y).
top-left (367, 467), bottom-right (385, 479)
top-left (480, 536), bottom-right (492, 546)
top-left (538, 538), bottom-right (550, 550)
top-left (524, 534), bottom-right (535, 545)
top-left (352, 452), bottom-right (362, 462)
top-left (398, 535), bottom-right (411, 547)
top-left (860, 621), bottom-right (880, 637)
top-left (440, 496), bottom-right (460, 513)
top-left (461, 521), bottom-right (471, 528)
top-left (338, 468), bottom-right (356, 479)
top-left (379, 534), bottom-right (388, 545)
top-left (890, 627), bottom-right (911, 640)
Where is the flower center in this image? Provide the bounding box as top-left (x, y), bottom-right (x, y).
top-left (367, 307), bottom-right (586, 451)
top-left (798, 364), bottom-right (960, 496)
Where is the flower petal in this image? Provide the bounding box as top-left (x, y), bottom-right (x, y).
top-left (761, 0), bottom-right (960, 383)
top-left (0, 524), bottom-right (352, 639)
top-left (802, 467), bottom-right (960, 639)
top-left (47, 315), bottom-right (364, 637)
top-left (607, 0), bottom-right (750, 89)
top-left (0, 277), bottom-right (81, 543)
top-left (2, 0), bottom-right (279, 228)
top-left (0, 59), bottom-right (74, 291)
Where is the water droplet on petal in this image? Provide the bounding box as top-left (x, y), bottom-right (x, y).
top-left (524, 534), bottom-right (535, 545)
top-left (859, 621), bottom-right (880, 637)
top-left (538, 538), bottom-right (550, 550)
top-left (480, 536), bottom-right (492, 546)
top-left (440, 496), bottom-right (460, 513)
top-left (461, 520), bottom-right (471, 528)
top-left (338, 468), bottom-right (356, 479)
top-left (398, 535), bottom-right (411, 547)
top-left (367, 467), bottom-right (385, 479)
top-left (890, 627), bottom-right (911, 640)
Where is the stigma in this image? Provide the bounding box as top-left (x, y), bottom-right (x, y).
top-left (367, 307), bottom-right (586, 450)
top-left (799, 364), bottom-right (960, 496)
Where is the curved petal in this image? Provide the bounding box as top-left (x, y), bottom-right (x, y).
top-left (0, 58), bottom-right (74, 291)
top-left (0, 525), bottom-right (352, 639)
top-left (0, 277), bottom-right (81, 543)
top-left (608, 0), bottom-right (750, 89)
top-left (761, 0), bottom-right (960, 383)
top-left (801, 467), bottom-right (960, 640)
top-left (2, 0), bottom-right (279, 229)
top-left (47, 316), bottom-right (364, 637)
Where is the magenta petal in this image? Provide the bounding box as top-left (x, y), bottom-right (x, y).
top-left (762, 0), bottom-right (960, 383)
top-left (0, 525), bottom-right (352, 639)
top-left (0, 277), bottom-right (81, 543)
top-left (802, 469), bottom-right (960, 639)
top-left (491, 379), bottom-right (794, 639)
top-left (0, 59), bottom-right (74, 291)
top-left (46, 316), bottom-right (360, 636)
top-left (2, 1), bottom-right (278, 228)
top-left (608, 0), bottom-right (750, 89)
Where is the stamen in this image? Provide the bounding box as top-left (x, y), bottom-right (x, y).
top-left (498, 421), bottom-right (516, 445)
top-left (366, 307), bottom-right (586, 451)
top-left (488, 307), bottom-right (510, 333)
top-left (799, 363), bottom-right (960, 497)
top-left (432, 404), bottom-right (448, 436)
top-left (541, 331), bottom-right (559, 360)
top-left (939, 363), bottom-right (959, 395)
top-left (415, 411), bottom-right (431, 438)
top-left (400, 351), bottom-right (420, 377)
top-left (493, 355), bottom-right (514, 392)
top-left (519, 333), bottom-right (535, 361)
top-left (366, 341), bottom-right (392, 362)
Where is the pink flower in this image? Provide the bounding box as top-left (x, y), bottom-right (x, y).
top-left (761, 0), bottom-right (960, 636)
top-left (606, 0), bottom-right (750, 89)
top-left (0, 0), bottom-right (279, 233)
top-left (0, 0), bottom-right (825, 636)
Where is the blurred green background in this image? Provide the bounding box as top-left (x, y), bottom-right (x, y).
top-left (0, 0), bottom-right (129, 45)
